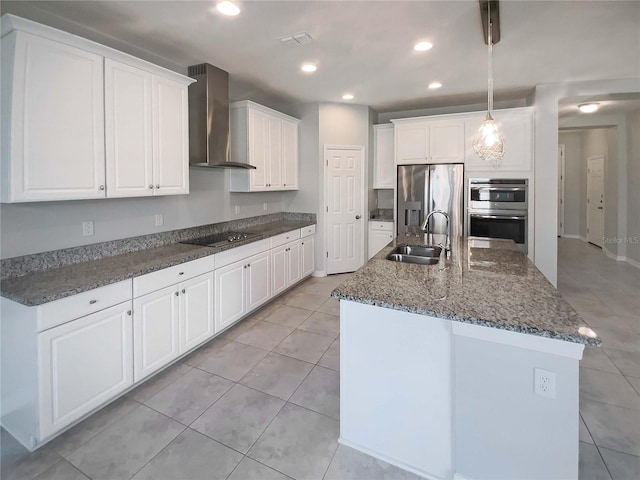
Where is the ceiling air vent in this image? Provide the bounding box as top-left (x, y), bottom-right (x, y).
top-left (279, 32), bottom-right (313, 47)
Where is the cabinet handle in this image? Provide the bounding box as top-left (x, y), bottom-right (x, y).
top-left (99, 185), bottom-right (105, 191)
top-left (247, 263), bottom-right (251, 268)
top-left (302, 242), bottom-right (304, 245)
top-left (149, 184), bottom-right (154, 189)
top-left (243, 265), bottom-right (247, 269)
top-left (182, 289), bottom-right (186, 294)
top-left (127, 310), bottom-right (132, 316)
top-left (175, 292), bottom-right (179, 296)
top-left (156, 184), bottom-right (160, 189)
top-left (89, 299), bottom-right (97, 305)
top-left (283, 183), bottom-right (286, 187)
top-left (179, 272), bottom-right (184, 275)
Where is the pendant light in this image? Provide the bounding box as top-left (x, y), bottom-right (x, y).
top-left (473, 1), bottom-right (504, 162)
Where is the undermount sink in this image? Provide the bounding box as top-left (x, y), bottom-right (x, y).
top-left (386, 245), bottom-right (442, 265)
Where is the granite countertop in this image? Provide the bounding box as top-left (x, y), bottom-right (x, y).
top-left (331, 235), bottom-right (601, 346)
top-left (1, 220), bottom-right (313, 306)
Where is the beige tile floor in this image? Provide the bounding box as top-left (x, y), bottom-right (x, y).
top-left (558, 238), bottom-right (640, 479)
top-left (2, 240), bottom-right (639, 479)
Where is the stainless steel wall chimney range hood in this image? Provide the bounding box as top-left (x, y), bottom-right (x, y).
top-left (188, 63), bottom-right (255, 169)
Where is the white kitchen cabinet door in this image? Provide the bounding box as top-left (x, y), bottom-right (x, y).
top-left (133, 285), bottom-right (180, 382)
top-left (429, 120), bottom-right (465, 164)
top-left (287, 240), bottom-right (302, 286)
top-left (1, 31), bottom-right (105, 203)
top-left (282, 119), bottom-right (299, 190)
top-left (267, 116), bottom-right (283, 189)
top-left (38, 302), bottom-right (133, 439)
top-left (373, 125), bottom-right (395, 188)
top-left (248, 109), bottom-right (268, 191)
top-left (396, 122), bottom-right (429, 165)
top-left (179, 272), bottom-right (214, 354)
top-left (271, 244), bottom-right (288, 297)
top-left (301, 236), bottom-right (315, 277)
top-left (105, 59), bottom-right (153, 198)
top-left (214, 260), bottom-right (247, 332)
top-left (493, 108), bottom-right (533, 172)
top-left (368, 228), bottom-right (394, 260)
top-left (246, 251), bottom-right (271, 312)
top-left (151, 75), bottom-right (189, 195)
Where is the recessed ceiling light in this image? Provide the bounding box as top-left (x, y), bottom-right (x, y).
top-left (428, 82), bottom-right (443, 89)
top-left (578, 103), bottom-right (599, 113)
top-left (342, 94), bottom-right (354, 100)
top-left (301, 63), bottom-right (317, 73)
top-left (216, 1), bottom-right (240, 16)
top-left (414, 41), bottom-right (433, 52)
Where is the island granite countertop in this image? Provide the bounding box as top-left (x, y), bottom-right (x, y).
top-left (1, 219), bottom-right (313, 306)
top-left (331, 235), bottom-right (601, 346)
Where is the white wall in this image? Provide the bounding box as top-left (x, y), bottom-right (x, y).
top-left (626, 108), bottom-right (640, 264)
top-left (533, 78), bottom-right (640, 286)
top-left (558, 132), bottom-right (583, 237)
top-left (0, 169), bottom-right (290, 259)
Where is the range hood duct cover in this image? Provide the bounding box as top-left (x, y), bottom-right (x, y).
top-left (188, 63), bottom-right (255, 169)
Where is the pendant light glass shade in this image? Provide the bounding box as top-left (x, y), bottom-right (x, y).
top-left (475, 2), bottom-right (504, 162)
top-left (473, 112), bottom-right (504, 161)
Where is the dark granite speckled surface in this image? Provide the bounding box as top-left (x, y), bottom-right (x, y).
top-left (331, 235), bottom-right (601, 346)
top-left (1, 217), bottom-right (314, 306)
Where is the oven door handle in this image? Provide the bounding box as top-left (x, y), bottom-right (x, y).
top-left (471, 186), bottom-right (527, 192)
top-left (470, 214), bottom-right (526, 220)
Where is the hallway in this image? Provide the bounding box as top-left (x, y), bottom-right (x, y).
top-left (558, 238), bottom-right (640, 479)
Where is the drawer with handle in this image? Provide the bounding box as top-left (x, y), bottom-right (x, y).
top-left (270, 229), bottom-right (301, 249)
top-left (133, 255), bottom-right (216, 298)
top-left (370, 221), bottom-right (394, 232)
top-left (300, 224), bottom-right (316, 238)
top-left (37, 279), bottom-right (132, 332)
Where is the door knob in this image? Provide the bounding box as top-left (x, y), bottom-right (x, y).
top-left (597, 206), bottom-right (603, 210)
top-left (355, 215), bottom-right (361, 220)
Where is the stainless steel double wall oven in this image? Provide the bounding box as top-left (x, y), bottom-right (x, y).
top-left (467, 178), bottom-right (529, 253)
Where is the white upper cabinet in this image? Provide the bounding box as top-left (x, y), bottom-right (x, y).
top-left (1, 15), bottom-right (193, 203)
top-left (151, 75), bottom-right (190, 195)
top-left (105, 60), bottom-right (153, 197)
top-left (282, 119), bottom-right (299, 190)
top-left (394, 118), bottom-right (465, 165)
top-left (373, 125), bottom-right (395, 189)
top-left (1, 31), bottom-right (105, 202)
top-left (465, 107), bottom-right (534, 172)
top-left (229, 101), bottom-right (300, 192)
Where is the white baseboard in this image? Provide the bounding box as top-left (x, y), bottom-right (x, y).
top-left (627, 257), bottom-right (640, 269)
top-left (603, 251), bottom-right (640, 269)
top-left (312, 270), bottom-right (327, 277)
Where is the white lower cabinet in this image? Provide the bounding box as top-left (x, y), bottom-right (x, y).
top-left (38, 301), bottom-right (133, 439)
top-left (271, 239), bottom-right (303, 297)
top-left (368, 222), bottom-right (394, 259)
top-left (133, 285), bottom-right (180, 382)
top-left (180, 273), bottom-right (215, 353)
top-left (215, 251), bottom-right (271, 332)
top-left (301, 236), bottom-right (315, 277)
top-left (133, 271), bottom-right (214, 382)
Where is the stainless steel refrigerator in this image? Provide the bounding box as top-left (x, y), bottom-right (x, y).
top-left (397, 164), bottom-right (464, 237)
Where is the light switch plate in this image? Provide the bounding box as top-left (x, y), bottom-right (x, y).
top-left (155, 214), bottom-right (164, 227)
top-left (82, 221), bottom-right (94, 237)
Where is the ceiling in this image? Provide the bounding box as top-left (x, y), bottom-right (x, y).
top-left (559, 93), bottom-right (640, 120)
top-left (3, 1), bottom-right (640, 112)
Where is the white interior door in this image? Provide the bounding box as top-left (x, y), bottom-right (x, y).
top-left (326, 146), bottom-right (364, 274)
top-left (558, 145), bottom-right (565, 236)
top-left (587, 156), bottom-right (604, 247)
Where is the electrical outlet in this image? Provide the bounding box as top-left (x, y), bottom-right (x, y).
top-left (234, 205), bottom-right (240, 215)
top-left (263, 203), bottom-right (268, 211)
top-left (534, 368), bottom-right (556, 398)
top-left (82, 221), bottom-right (94, 237)
top-left (154, 214), bottom-right (164, 227)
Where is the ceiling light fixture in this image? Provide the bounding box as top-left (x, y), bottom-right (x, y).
top-left (473, 1), bottom-right (504, 163)
top-left (578, 103), bottom-right (599, 113)
top-left (342, 93), bottom-right (354, 100)
top-left (414, 41), bottom-right (433, 52)
top-left (428, 82), bottom-right (443, 89)
top-left (216, 1), bottom-right (240, 16)
top-left (300, 63), bottom-right (317, 73)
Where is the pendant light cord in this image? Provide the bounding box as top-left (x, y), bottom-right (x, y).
top-left (487, 2), bottom-right (494, 113)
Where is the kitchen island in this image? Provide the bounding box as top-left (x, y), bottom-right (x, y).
top-left (331, 235), bottom-right (599, 480)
